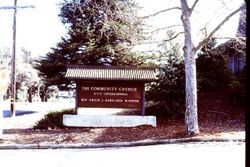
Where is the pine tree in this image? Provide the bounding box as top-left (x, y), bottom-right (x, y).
top-left (35, 0), bottom-right (145, 88)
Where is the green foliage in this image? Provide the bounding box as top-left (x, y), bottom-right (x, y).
top-left (146, 38), bottom-right (246, 117)
top-left (197, 38), bottom-right (245, 107)
top-left (196, 54), bottom-right (232, 90)
top-left (144, 35), bottom-right (185, 117)
top-left (228, 70), bottom-right (246, 107)
top-left (35, 0), bottom-right (145, 88)
top-left (146, 42), bottom-right (185, 117)
top-left (196, 39), bottom-right (232, 90)
top-left (33, 109), bottom-right (76, 130)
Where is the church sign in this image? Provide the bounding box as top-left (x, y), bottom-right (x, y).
top-left (77, 81), bottom-right (142, 108)
top-left (65, 66), bottom-right (157, 115)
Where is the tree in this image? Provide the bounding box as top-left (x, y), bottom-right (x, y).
top-left (144, 0), bottom-right (245, 135)
top-left (146, 37), bottom-right (185, 117)
top-left (179, 0), bottom-right (199, 135)
top-left (35, 0), bottom-right (146, 89)
top-left (16, 48), bottom-right (40, 102)
top-left (180, 0), bottom-right (245, 135)
top-left (0, 48), bottom-right (40, 102)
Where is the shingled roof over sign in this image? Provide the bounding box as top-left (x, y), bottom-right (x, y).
top-left (65, 66), bottom-right (158, 82)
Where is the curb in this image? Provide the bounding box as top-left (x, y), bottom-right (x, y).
top-left (0, 137), bottom-right (245, 150)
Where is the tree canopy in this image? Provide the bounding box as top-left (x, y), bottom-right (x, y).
top-left (35, 0), bottom-right (145, 88)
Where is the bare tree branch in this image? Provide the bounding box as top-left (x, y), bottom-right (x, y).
top-left (189, 0), bottom-right (199, 15)
top-left (149, 24), bottom-right (183, 33)
top-left (194, 5), bottom-right (244, 52)
top-left (0, 5), bottom-right (34, 10)
top-left (141, 7), bottom-right (181, 19)
top-left (212, 36), bottom-right (246, 40)
top-left (163, 31), bottom-right (184, 42)
top-left (135, 31), bottom-right (184, 45)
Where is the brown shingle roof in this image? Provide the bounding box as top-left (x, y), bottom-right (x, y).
top-left (65, 66), bottom-right (157, 82)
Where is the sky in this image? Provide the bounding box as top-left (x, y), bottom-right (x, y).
top-left (0, 0), bottom-right (243, 58)
top-left (0, 0), bottom-right (66, 57)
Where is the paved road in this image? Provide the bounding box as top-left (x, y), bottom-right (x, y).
top-left (0, 142), bottom-right (245, 167)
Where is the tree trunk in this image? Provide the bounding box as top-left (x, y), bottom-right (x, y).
top-left (180, 0), bottom-right (199, 135)
top-left (184, 49), bottom-right (199, 135)
top-left (40, 85), bottom-right (48, 102)
top-left (27, 88), bottom-right (32, 103)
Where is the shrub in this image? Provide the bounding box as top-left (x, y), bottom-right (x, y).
top-left (196, 39), bottom-right (245, 108)
top-left (33, 108), bottom-right (76, 130)
top-left (146, 56), bottom-right (185, 117)
top-left (196, 53), bottom-right (232, 90)
top-left (146, 38), bottom-right (246, 117)
top-left (227, 69), bottom-right (246, 107)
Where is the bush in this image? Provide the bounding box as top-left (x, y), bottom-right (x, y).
top-left (33, 108), bottom-right (76, 130)
top-left (146, 38), bottom-right (246, 117)
top-left (228, 70), bottom-right (246, 107)
top-left (146, 56), bottom-right (185, 117)
top-left (196, 54), bottom-right (232, 90)
top-left (196, 40), bottom-right (245, 107)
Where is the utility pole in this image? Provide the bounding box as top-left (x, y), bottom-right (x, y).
top-left (0, 0), bottom-right (34, 117)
